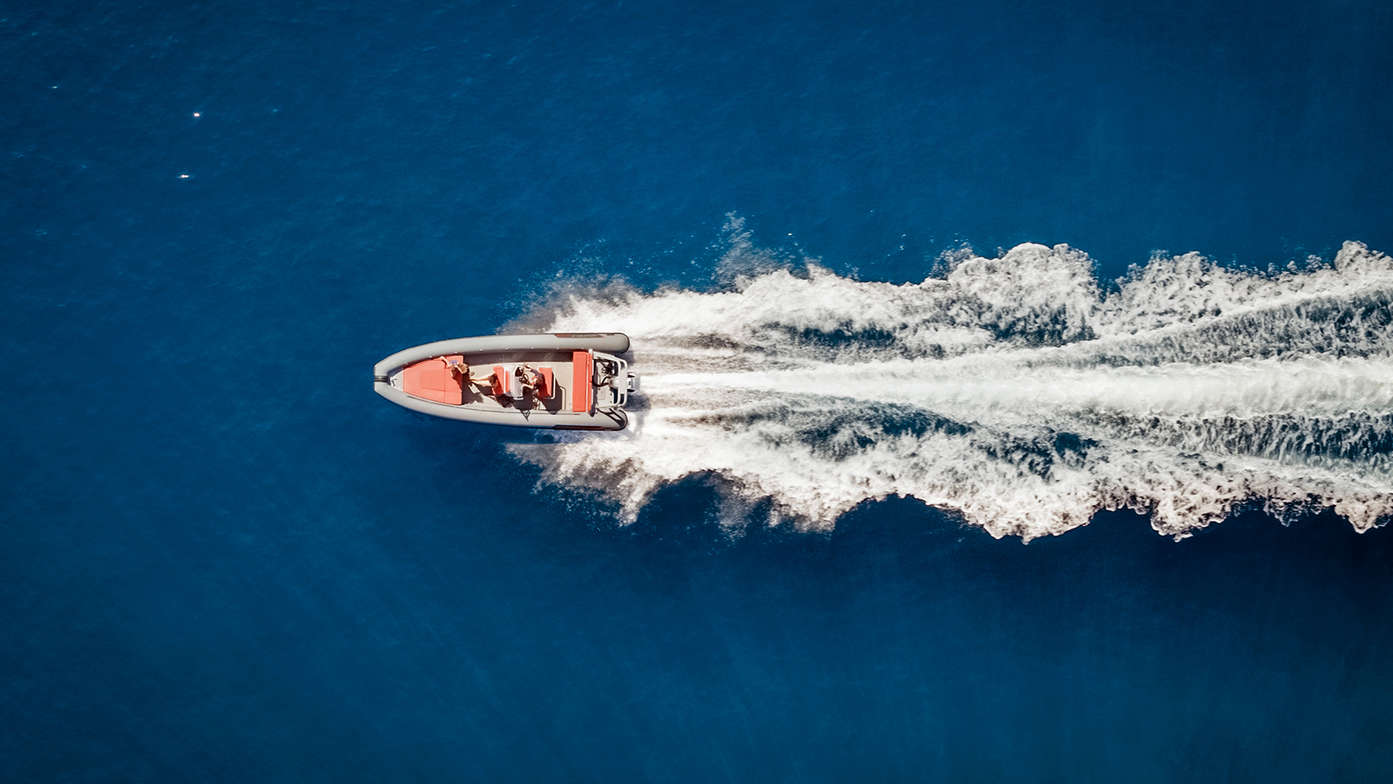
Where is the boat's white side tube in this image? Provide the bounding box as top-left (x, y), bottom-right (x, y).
top-left (373, 384), bottom-right (628, 430)
top-left (372, 332), bottom-right (630, 380)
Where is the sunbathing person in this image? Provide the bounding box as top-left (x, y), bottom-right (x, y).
top-left (444, 357), bottom-right (491, 387)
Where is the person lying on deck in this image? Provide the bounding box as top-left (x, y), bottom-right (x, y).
top-left (444, 358), bottom-right (491, 387)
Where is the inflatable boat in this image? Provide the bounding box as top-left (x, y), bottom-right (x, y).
top-left (373, 333), bottom-right (638, 430)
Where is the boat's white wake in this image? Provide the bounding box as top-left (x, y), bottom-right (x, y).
top-left (509, 230), bottom-right (1393, 539)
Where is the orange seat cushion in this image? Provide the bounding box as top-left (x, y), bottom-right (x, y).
top-left (537, 367), bottom-right (555, 399)
top-left (402, 355), bottom-right (464, 404)
top-left (491, 365), bottom-right (508, 397)
top-left (571, 351), bottom-right (593, 413)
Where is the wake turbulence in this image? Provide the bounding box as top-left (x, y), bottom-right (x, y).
top-left (511, 240), bottom-right (1393, 540)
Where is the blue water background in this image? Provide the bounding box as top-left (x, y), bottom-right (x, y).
top-left (4, 1), bottom-right (1393, 780)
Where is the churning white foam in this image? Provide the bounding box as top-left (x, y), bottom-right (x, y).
top-left (509, 229), bottom-right (1393, 540)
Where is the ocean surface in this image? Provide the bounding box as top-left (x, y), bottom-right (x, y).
top-left (4, 1), bottom-right (1393, 781)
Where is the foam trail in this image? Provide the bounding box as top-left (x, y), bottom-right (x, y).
top-left (509, 234), bottom-right (1393, 540)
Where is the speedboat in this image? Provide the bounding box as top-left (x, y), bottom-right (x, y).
top-left (373, 333), bottom-right (638, 430)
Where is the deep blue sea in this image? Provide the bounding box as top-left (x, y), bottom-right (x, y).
top-left (5, 1), bottom-right (1393, 780)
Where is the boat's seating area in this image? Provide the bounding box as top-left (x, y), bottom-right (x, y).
top-left (491, 365), bottom-right (556, 400)
top-left (491, 365), bottom-right (517, 399)
top-left (402, 355), bottom-right (464, 405)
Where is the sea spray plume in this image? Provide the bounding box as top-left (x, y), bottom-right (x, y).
top-left (509, 239), bottom-right (1393, 540)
